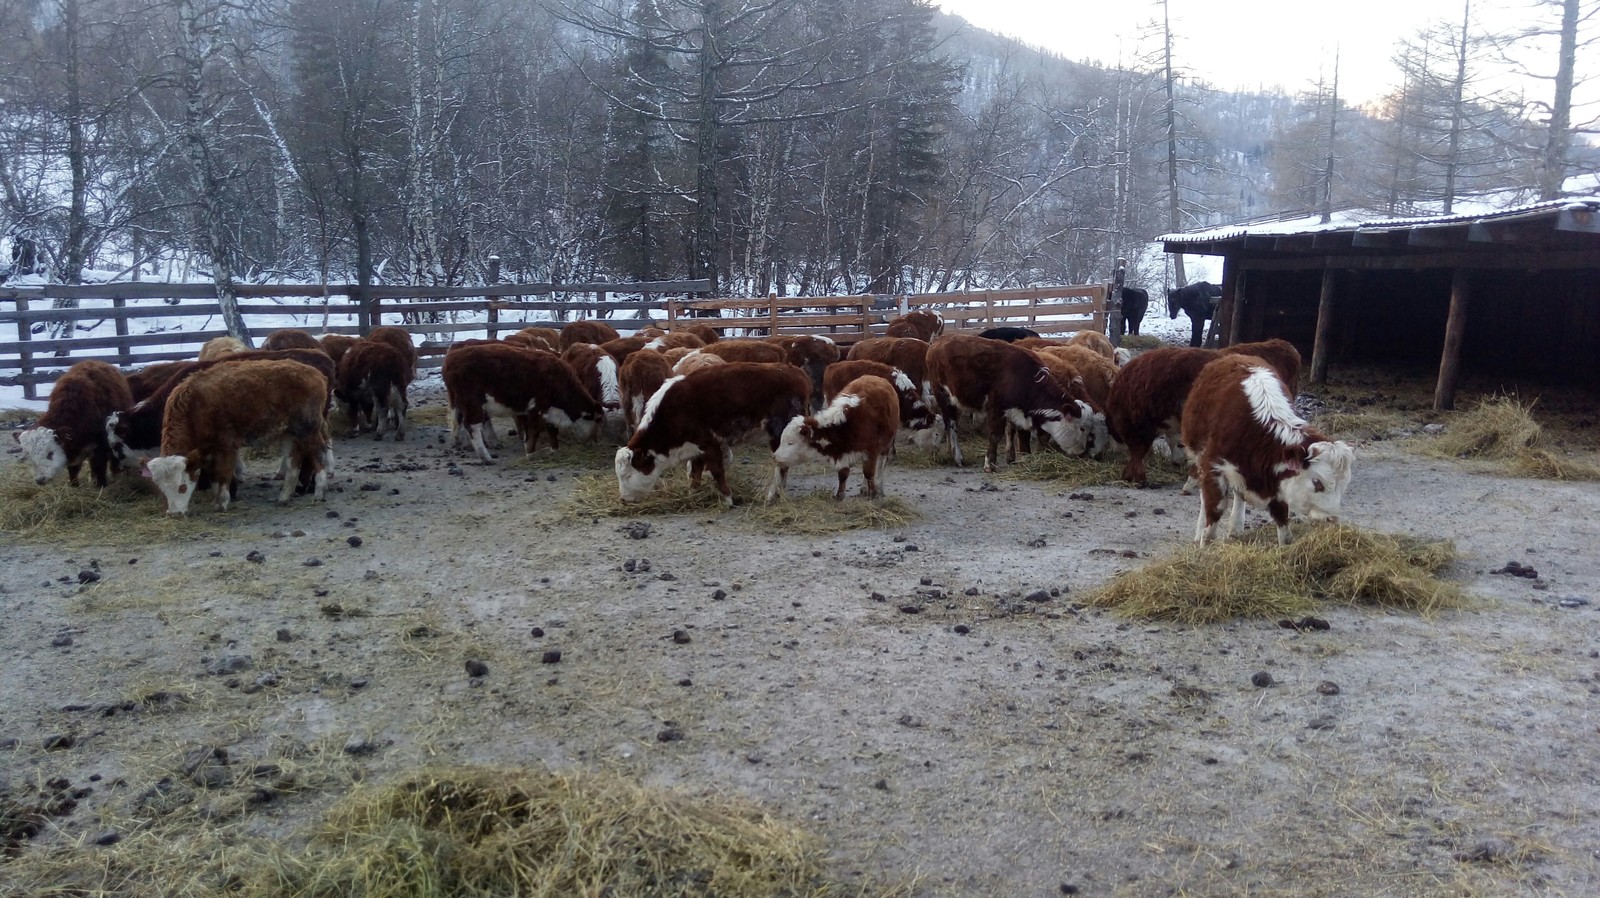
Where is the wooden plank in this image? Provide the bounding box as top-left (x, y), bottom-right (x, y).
top-left (1434, 269), bottom-right (1471, 411)
top-left (0, 329), bottom-right (231, 354)
top-left (371, 299), bottom-right (667, 315)
top-left (0, 302), bottom-right (370, 324)
top-left (1, 349), bottom-right (215, 386)
top-left (1241, 249), bottom-right (1600, 271)
top-left (15, 294), bottom-right (33, 400)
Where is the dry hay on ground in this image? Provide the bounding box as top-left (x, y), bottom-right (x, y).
top-left (1117, 334), bottom-right (1165, 351)
top-left (1412, 395), bottom-right (1600, 481)
top-left (998, 449), bottom-right (1183, 490)
top-left (508, 436), bottom-right (625, 470)
top-left (1087, 524), bottom-right (1464, 624)
top-left (258, 767), bottom-right (869, 898)
top-left (1312, 408), bottom-right (1419, 442)
top-left (0, 465), bottom-right (209, 544)
top-left (747, 491), bottom-right (918, 535)
top-left (566, 462), bottom-right (770, 516)
top-left (1, 407), bottom-right (40, 428)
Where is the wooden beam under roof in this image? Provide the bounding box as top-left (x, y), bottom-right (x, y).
top-left (1408, 226), bottom-right (1471, 248)
top-left (1350, 230), bottom-right (1404, 249)
top-left (1557, 206), bottom-right (1600, 234)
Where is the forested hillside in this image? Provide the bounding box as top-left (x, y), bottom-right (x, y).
top-left (1, 0), bottom-right (1591, 300)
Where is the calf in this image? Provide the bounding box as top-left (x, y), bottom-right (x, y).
top-left (676, 323), bottom-right (720, 344)
top-left (365, 326), bottom-right (417, 380)
top-left (619, 349), bottom-right (674, 434)
top-left (1037, 345), bottom-right (1117, 410)
top-left (263, 328), bottom-right (321, 351)
top-left (442, 343), bottom-right (603, 463)
top-left (319, 334), bottom-right (359, 366)
top-left (562, 342), bottom-right (624, 438)
top-left (1181, 354), bottom-right (1354, 545)
top-left (672, 348), bottom-right (727, 375)
top-left (768, 375), bottom-right (899, 503)
top-left (198, 336), bottom-right (245, 361)
top-left (701, 339), bottom-right (787, 364)
top-left (336, 341), bottom-right (410, 440)
top-left (644, 332), bottom-right (706, 352)
top-left (560, 320), bottom-right (620, 349)
top-left (15, 360), bottom-right (132, 487)
top-left (823, 359), bottom-right (939, 435)
top-left (507, 327), bottom-right (561, 353)
top-left (1067, 329), bottom-right (1115, 361)
top-left (977, 326), bottom-right (1040, 343)
top-left (615, 362), bottom-right (810, 506)
top-left (109, 349), bottom-right (336, 470)
top-left (924, 334), bottom-right (1093, 472)
top-left (145, 360), bottom-right (332, 514)
top-left (1105, 340), bottom-right (1304, 485)
top-left (766, 334), bottom-right (840, 408)
top-left (126, 361), bottom-right (189, 404)
top-left (884, 309), bottom-right (943, 341)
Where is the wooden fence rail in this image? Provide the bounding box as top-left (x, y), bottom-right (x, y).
top-left (2, 280), bottom-right (1106, 398)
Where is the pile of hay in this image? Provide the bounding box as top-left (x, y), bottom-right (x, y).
top-left (0, 407), bottom-right (40, 428)
top-left (509, 438), bottom-right (625, 471)
top-left (748, 492), bottom-right (918, 535)
top-left (1087, 524), bottom-right (1463, 624)
top-left (1413, 395), bottom-right (1600, 480)
top-left (998, 449), bottom-right (1181, 489)
top-left (1117, 334), bottom-right (1165, 351)
top-left (565, 463), bottom-right (770, 516)
top-left (1312, 409), bottom-right (1417, 442)
top-left (0, 465), bottom-right (203, 544)
top-left (258, 768), bottom-right (844, 898)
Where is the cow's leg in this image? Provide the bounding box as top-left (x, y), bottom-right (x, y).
top-left (688, 457), bottom-right (705, 489)
top-left (1194, 468), bottom-right (1226, 544)
top-left (704, 445), bottom-right (734, 507)
top-left (215, 452), bottom-right (238, 511)
top-left (1268, 498), bottom-right (1293, 546)
top-left (313, 447), bottom-right (333, 500)
top-left (545, 423), bottom-right (561, 450)
top-left (90, 445), bottom-right (112, 488)
top-left (984, 406), bottom-right (1006, 473)
top-left (1190, 316), bottom-right (1205, 348)
top-left (390, 384), bottom-right (407, 441)
top-left (873, 452), bottom-right (889, 498)
top-left (276, 447), bottom-right (299, 505)
top-left (834, 467), bottom-right (850, 501)
top-left (930, 386), bottom-right (964, 467)
top-left (469, 421), bottom-right (495, 463)
top-left (764, 465), bottom-right (789, 505)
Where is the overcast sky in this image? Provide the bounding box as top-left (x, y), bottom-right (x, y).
top-left (934, 0), bottom-right (1565, 106)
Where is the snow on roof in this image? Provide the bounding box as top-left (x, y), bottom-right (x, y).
top-left (1159, 192), bottom-right (1600, 245)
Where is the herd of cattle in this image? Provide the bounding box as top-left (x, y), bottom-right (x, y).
top-left (11, 303), bottom-right (1353, 545)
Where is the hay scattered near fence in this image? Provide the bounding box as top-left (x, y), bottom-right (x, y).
top-left (747, 492), bottom-right (919, 534)
top-left (1312, 409), bottom-right (1417, 441)
top-left (1411, 395), bottom-right (1600, 481)
top-left (0, 406), bottom-right (40, 427)
top-left (1117, 334), bottom-right (1165, 351)
top-left (0, 465), bottom-right (206, 544)
top-left (508, 437), bottom-right (625, 471)
top-left (257, 767), bottom-right (843, 898)
top-left (404, 402), bottom-right (452, 427)
top-left (1086, 524), bottom-right (1463, 623)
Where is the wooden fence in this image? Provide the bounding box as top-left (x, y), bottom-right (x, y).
top-left (1, 280), bottom-right (1106, 398)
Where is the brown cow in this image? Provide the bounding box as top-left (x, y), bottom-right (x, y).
top-left (15, 360), bottom-right (132, 487)
top-left (506, 327), bottom-right (561, 353)
top-left (822, 359), bottom-right (939, 435)
top-left (336, 341), bottom-right (410, 440)
top-left (442, 343), bottom-right (603, 463)
top-left (766, 334), bottom-right (840, 408)
top-left (562, 342), bottom-right (624, 439)
top-left (560, 320), bottom-right (621, 349)
top-left (676, 322), bottom-right (720, 344)
top-left (672, 349), bottom-right (727, 375)
top-left (145, 360), bottom-right (332, 514)
top-left (615, 362), bottom-right (810, 506)
top-left (644, 332), bottom-right (706, 352)
top-left (198, 336), bottom-right (245, 361)
top-left (1067, 329), bottom-right (1115, 361)
top-left (768, 375), bottom-right (900, 503)
top-left (883, 309), bottom-right (943, 341)
top-left (318, 334), bottom-right (359, 367)
top-left (365, 326), bottom-right (417, 381)
top-left (125, 361), bottom-right (189, 404)
top-left (619, 349), bottom-right (674, 434)
top-left (262, 328), bottom-right (321, 351)
top-left (924, 334), bottom-right (1094, 472)
top-left (1182, 355), bottom-right (1354, 545)
top-left (700, 339), bottom-right (788, 365)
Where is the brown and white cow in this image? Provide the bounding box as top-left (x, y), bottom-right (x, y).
top-left (619, 349), bottom-right (674, 434)
top-left (846, 337), bottom-right (933, 390)
top-left (766, 334), bottom-right (840, 408)
top-left (198, 336), bottom-right (245, 361)
top-left (1181, 354), bottom-right (1354, 545)
top-left (822, 359), bottom-right (940, 440)
top-left (675, 322), bottom-right (721, 344)
top-left (562, 342), bottom-right (624, 438)
top-left (615, 362), bottom-right (811, 506)
top-left (15, 360), bottom-right (132, 487)
top-left (671, 348), bottom-right (727, 375)
top-left (700, 339), bottom-right (788, 365)
top-left (506, 327), bottom-right (561, 353)
top-left (145, 360), bottom-right (333, 514)
top-left (335, 341), bottom-right (410, 440)
top-left (1036, 344), bottom-right (1117, 410)
top-left (125, 361), bottom-right (189, 404)
top-left (560, 320), bottom-right (621, 350)
top-left (768, 375), bottom-right (900, 503)
top-left (643, 332), bottom-right (706, 352)
top-left (924, 335), bottom-right (1095, 472)
top-left (442, 343), bottom-right (603, 463)
top-left (1067, 329), bottom-right (1116, 362)
top-left (262, 328), bottom-right (321, 351)
top-left (883, 309), bottom-right (943, 341)
top-left (318, 333), bottom-right (360, 367)
top-left (600, 335), bottom-right (652, 363)
top-left (1104, 341), bottom-right (1303, 486)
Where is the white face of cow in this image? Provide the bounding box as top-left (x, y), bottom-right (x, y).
top-left (146, 455), bottom-right (198, 515)
top-left (772, 416), bottom-right (817, 468)
top-left (104, 411), bottom-right (143, 470)
top-left (16, 427), bottom-right (68, 484)
top-left (615, 446), bottom-right (661, 503)
top-left (1038, 401), bottom-right (1091, 456)
top-left (1279, 440), bottom-right (1355, 522)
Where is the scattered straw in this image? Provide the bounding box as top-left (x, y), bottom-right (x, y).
top-left (565, 463), bottom-right (770, 517)
top-left (258, 767), bottom-right (842, 898)
top-left (0, 465), bottom-right (210, 545)
top-left (1117, 334), bottom-right (1165, 351)
top-left (508, 437), bottom-right (625, 470)
top-left (747, 492), bottom-right (919, 535)
top-left (1087, 524), bottom-right (1463, 623)
top-left (998, 450), bottom-right (1180, 489)
top-left (1410, 395), bottom-right (1600, 481)
top-left (1312, 409), bottom-right (1418, 441)
top-left (1, 407), bottom-right (40, 428)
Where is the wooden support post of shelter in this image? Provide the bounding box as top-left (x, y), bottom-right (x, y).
top-left (1108, 258), bottom-right (1126, 347)
top-left (1309, 267), bottom-right (1337, 385)
top-left (1434, 269), bottom-right (1471, 411)
top-left (1221, 254), bottom-right (1243, 347)
top-left (15, 294), bottom-right (35, 400)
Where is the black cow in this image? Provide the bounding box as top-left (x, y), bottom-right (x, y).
top-left (978, 326), bottom-right (1041, 343)
top-left (1119, 287), bottom-right (1149, 337)
top-left (1167, 281), bottom-right (1223, 347)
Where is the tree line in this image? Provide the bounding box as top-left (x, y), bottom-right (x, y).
top-left (0, 0), bottom-right (1592, 325)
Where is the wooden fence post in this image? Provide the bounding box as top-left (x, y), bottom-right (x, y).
top-left (1108, 257), bottom-right (1126, 347)
top-left (16, 295), bottom-right (35, 401)
top-left (113, 296), bottom-right (131, 367)
top-left (769, 290), bottom-right (779, 336)
top-left (485, 256), bottom-right (502, 340)
top-left (984, 291), bottom-right (994, 328)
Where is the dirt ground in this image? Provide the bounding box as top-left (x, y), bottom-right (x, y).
top-left (4, 365), bottom-right (1600, 898)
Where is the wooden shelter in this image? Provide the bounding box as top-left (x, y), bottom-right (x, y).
top-left (1159, 197), bottom-right (1600, 409)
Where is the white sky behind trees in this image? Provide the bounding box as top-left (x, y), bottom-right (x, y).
top-left (935, 0), bottom-right (1582, 109)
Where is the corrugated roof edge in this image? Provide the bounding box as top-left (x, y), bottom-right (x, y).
top-left (1158, 194), bottom-right (1600, 245)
